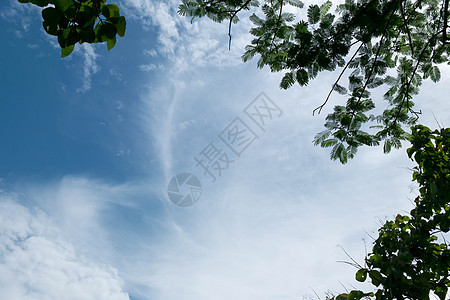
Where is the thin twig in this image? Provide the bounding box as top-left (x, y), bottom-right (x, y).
top-left (313, 42), bottom-right (364, 116)
top-left (337, 244), bottom-right (363, 269)
top-left (270, 0), bottom-right (284, 52)
top-left (443, 0), bottom-right (449, 44)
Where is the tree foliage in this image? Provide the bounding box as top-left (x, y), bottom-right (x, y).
top-left (18, 0), bottom-right (126, 57)
top-left (14, 0), bottom-right (450, 298)
top-left (178, 0), bottom-right (450, 163)
top-left (331, 125), bottom-right (450, 299)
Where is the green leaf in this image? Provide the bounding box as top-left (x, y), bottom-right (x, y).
top-left (355, 268), bottom-right (367, 282)
top-left (115, 16), bottom-right (126, 37)
top-left (319, 0), bottom-right (332, 20)
top-left (335, 294), bottom-right (349, 300)
top-left (321, 138), bottom-right (338, 147)
top-left (280, 72), bottom-right (295, 89)
top-left (43, 19), bottom-right (60, 36)
top-left (42, 7), bottom-right (61, 26)
top-left (102, 4), bottom-right (120, 19)
top-left (31, 0), bottom-right (51, 6)
top-left (53, 0), bottom-right (72, 12)
top-left (57, 27), bottom-right (71, 48)
top-left (78, 29), bottom-right (95, 43)
top-left (296, 69), bottom-right (309, 86)
top-left (74, 11), bottom-right (90, 27)
top-left (331, 142), bottom-right (347, 163)
top-left (64, 5), bottom-right (77, 19)
top-left (313, 130), bottom-right (331, 146)
top-left (107, 36), bottom-right (117, 50)
top-left (430, 66), bottom-right (441, 82)
top-left (64, 27), bottom-right (79, 46)
top-left (383, 139), bottom-right (392, 153)
top-left (285, 0), bottom-right (304, 8)
top-left (333, 83), bottom-right (347, 95)
top-left (348, 290), bottom-right (364, 300)
top-left (307, 4), bottom-right (320, 24)
top-left (97, 22), bottom-right (117, 41)
top-left (369, 270), bottom-right (383, 286)
top-left (61, 44), bottom-right (74, 58)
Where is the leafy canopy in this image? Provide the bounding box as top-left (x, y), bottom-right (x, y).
top-left (178, 0), bottom-right (450, 163)
top-left (333, 125), bottom-right (450, 299)
top-left (18, 0), bottom-right (126, 57)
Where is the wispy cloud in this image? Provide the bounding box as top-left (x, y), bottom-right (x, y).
top-left (139, 63), bottom-right (164, 72)
top-left (76, 44), bottom-right (100, 93)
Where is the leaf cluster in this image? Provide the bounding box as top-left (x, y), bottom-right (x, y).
top-left (333, 125), bottom-right (450, 299)
top-left (178, 0), bottom-right (450, 163)
top-left (18, 0), bottom-right (126, 57)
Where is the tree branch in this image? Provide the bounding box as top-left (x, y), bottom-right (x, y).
top-left (313, 42), bottom-right (364, 116)
top-left (228, 0), bottom-right (253, 50)
top-left (400, 1), bottom-right (414, 56)
top-left (269, 0), bottom-right (284, 52)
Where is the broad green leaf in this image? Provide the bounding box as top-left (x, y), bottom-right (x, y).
top-left (61, 44), bottom-right (74, 58)
top-left (31, 0), bottom-right (51, 7)
top-left (42, 7), bottom-right (60, 26)
top-left (43, 21), bottom-right (59, 36)
top-left (107, 36), bottom-right (117, 50)
top-left (57, 28), bottom-right (71, 48)
top-left (64, 5), bottom-right (77, 19)
top-left (369, 270), bottom-right (383, 286)
top-left (53, 0), bottom-right (72, 12)
top-left (78, 29), bottom-right (95, 43)
top-left (115, 16), bottom-right (126, 37)
top-left (102, 4), bottom-right (120, 19)
top-left (348, 290), bottom-right (364, 300)
top-left (355, 268), bottom-right (367, 282)
top-left (97, 22), bottom-right (117, 41)
top-left (66, 28), bottom-right (79, 46)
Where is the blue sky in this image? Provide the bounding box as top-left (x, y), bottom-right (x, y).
top-left (0, 0), bottom-right (449, 299)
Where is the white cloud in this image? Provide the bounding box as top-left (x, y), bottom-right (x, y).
top-left (76, 44), bottom-right (101, 93)
top-left (0, 197), bottom-right (130, 300)
top-left (143, 49), bottom-right (158, 57)
top-left (122, 0), bottom-right (253, 70)
top-left (130, 35), bottom-right (450, 297)
top-left (0, 0), bottom-right (40, 32)
top-left (139, 63), bottom-right (164, 72)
